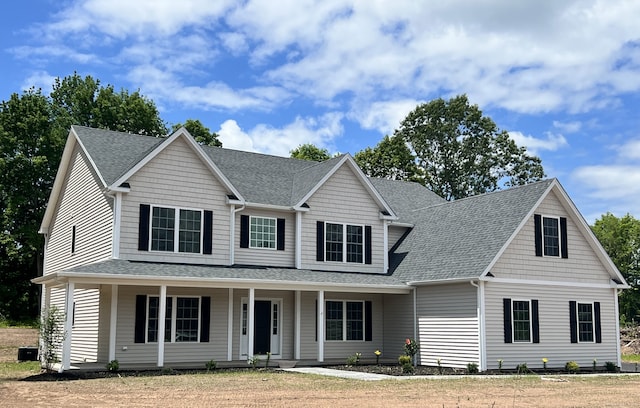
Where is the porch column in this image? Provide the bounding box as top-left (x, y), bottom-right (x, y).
top-left (61, 282), bottom-right (75, 372)
top-left (247, 288), bottom-right (255, 359)
top-left (294, 290), bottom-right (301, 360)
top-left (227, 288), bottom-right (234, 361)
top-left (317, 290), bottom-right (324, 362)
top-left (108, 284), bottom-right (118, 362)
top-left (157, 285), bottom-right (167, 367)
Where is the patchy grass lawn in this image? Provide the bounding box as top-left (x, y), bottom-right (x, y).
top-left (622, 354), bottom-right (640, 363)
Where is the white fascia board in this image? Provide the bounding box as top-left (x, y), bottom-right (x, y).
top-left (294, 155), bottom-right (398, 219)
top-left (407, 277), bottom-right (481, 286)
top-left (481, 276), bottom-right (627, 289)
top-left (38, 271), bottom-right (411, 294)
top-left (108, 127), bottom-right (245, 202)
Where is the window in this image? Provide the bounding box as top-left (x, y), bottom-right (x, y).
top-left (150, 206), bottom-right (202, 253)
top-left (503, 298), bottom-right (539, 343)
top-left (543, 217), bottom-right (560, 257)
top-left (534, 214), bottom-right (568, 258)
top-left (250, 217), bottom-right (276, 249)
top-left (570, 301), bottom-right (601, 343)
top-left (512, 300), bottom-right (531, 342)
top-left (325, 300), bottom-right (364, 341)
top-left (272, 303), bottom-right (278, 335)
top-left (147, 296), bottom-right (200, 343)
top-left (324, 223), bottom-right (364, 263)
top-left (71, 225), bottom-right (76, 254)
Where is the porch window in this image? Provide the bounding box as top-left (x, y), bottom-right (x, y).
top-left (325, 300), bottom-right (364, 341)
top-left (147, 296), bottom-right (200, 343)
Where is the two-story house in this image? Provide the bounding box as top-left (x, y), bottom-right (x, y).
top-left (34, 126), bottom-right (628, 372)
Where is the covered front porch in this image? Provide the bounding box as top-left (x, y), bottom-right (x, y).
top-left (33, 261), bottom-right (413, 372)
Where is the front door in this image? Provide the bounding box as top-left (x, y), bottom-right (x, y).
top-left (254, 300), bottom-right (271, 354)
top-left (240, 298), bottom-right (282, 358)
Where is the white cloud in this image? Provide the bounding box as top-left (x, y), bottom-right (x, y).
top-left (217, 113), bottom-right (344, 157)
top-left (352, 99), bottom-right (422, 135)
top-left (509, 131), bottom-right (568, 155)
top-left (20, 71), bottom-right (57, 93)
top-left (617, 139), bottom-right (640, 160)
top-left (553, 120), bottom-right (582, 133)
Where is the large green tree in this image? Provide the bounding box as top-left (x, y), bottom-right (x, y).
top-left (172, 119), bottom-right (222, 147)
top-left (592, 213), bottom-right (640, 323)
top-left (354, 134), bottom-right (420, 181)
top-left (290, 143), bottom-right (331, 161)
top-left (0, 73), bottom-right (168, 321)
top-left (395, 95), bottom-right (545, 200)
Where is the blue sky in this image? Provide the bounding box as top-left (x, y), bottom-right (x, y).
top-left (2, 0), bottom-right (640, 223)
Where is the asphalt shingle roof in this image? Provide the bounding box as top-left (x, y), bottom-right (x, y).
top-left (70, 126), bottom-right (556, 286)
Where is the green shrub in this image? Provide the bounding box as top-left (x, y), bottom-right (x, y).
top-left (565, 361), bottom-right (580, 373)
top-left (516, 363), bottom-right (530, 374)
top-left (346, 352), bottom-right (361, 366)
top-left (106, 360), bottom-right (119, 372)
top-left (605, 361), bottom-right (618, 372)
top-left (398, 355), bottom-right (412, 366)
top-left (466, 362), bottom-right (479, 374)
top-left (205, 359), bottom-right (217, 371)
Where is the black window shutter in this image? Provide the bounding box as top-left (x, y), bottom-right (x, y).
top-left (532, 299), bottom-right (540, 343)
top-left (560, 217), bottom-right (568, 258)
top-left (364, 226), bottom-right (372, 264)
top-left (138, 204), bottom-right (150, 251)
top-left (569, 301), bottom-right (578, 343)
top-left (503, 298), bottom-right (512, 343)
top-left (240, 215), bottom-right (249, 248)
top-left (203, 211), bottom-right (213, 255)
top-left (365, 301), bottom-right (372, 341)
top-left (534, 214), bottom-right (542, 257)
top-left (200, 296), bottom-right (211, 342)
top-left (277, 218), bottom-right (285, 251)
top-left (594, 302), bottom-right (602, 343)
top-left (316, 221), bottom-right (324, 261)
top-left (135, 295), bottom-right (147, 343)
top-left (315, 299), bottom-right (318, 342)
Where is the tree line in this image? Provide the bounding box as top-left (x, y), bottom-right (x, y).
top-left (0, 73), bottom-right (637, 325)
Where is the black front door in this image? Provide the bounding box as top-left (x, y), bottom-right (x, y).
top-left (253, 301), bottom-right (271, 354)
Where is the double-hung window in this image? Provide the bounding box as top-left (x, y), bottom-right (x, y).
top-left (503, 298), bottom-right (539, 343)
top-left (542, 216), bottom-right (560, 257)
top-left (569, 301), bottom-right (601, 343)
top-left (325, 300), bottom-right (364, 341)
top-left (147, 296), bottom-right (201, 343)
top-left (150, 206), bottom-right (202, 253)
top-left (249, 216), bottom-right (276, 249)
top-left (325, 223), bottom-right (364, 263)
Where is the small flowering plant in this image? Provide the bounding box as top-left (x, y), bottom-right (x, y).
top-left (542, 357), bottom-right (548, 371)
top-left (404, 338), bottom-right (419, 358)
top-left (374, 349), bottom-right (381, 365)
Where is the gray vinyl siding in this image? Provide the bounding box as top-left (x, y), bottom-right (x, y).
top-left (48, 288), bottom-right (67, 362)
top-left (299, 291), bottom-right (318, 360)
top-left (70, 288), bottom-right (100, 363)
top-left (234, 210), bottom-right (295, 267)
top-left (492, 191), bottom-right (612, 284)
top-left (484, 282), bottom-right (618, 370)
top-left (416, 283), bottom-right (479, 368)
top-left (114, 286), bottom-right (231, 365)
top-left (119, 137), bottom-right (231, 265)
top-left (383, 293), bottom-right (415, 358)
top-left (45, 145), bottom-right (113, 275)
top-left (388, 225), bottom-right (409, 250)
top-left (301, 165), bottom-right (386, 273)
top-left (97, 285), bottom-right (113, 363)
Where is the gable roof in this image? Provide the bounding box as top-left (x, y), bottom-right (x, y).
top-left (369, 177), bottom-right (445, 224)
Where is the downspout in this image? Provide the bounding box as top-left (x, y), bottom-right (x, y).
top-left (229, 204), bottom-right (245, 265)
top-left (470, 280), bottom-right (486, 371)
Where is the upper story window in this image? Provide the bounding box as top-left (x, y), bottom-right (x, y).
top-left (151, 206), bottom-right (202, 253)
top-left (240, 215), bottom-right (285, 251)
top-left (138, 204), bottom-right (213, 255)
top-left (316, 221), bottom-right (372, 265)
top-left (534, 214), bottom-right (568, 258)
top-left (250, 216), bottom-right (276, 249)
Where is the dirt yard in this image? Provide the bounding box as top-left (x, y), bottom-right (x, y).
top-left (1, 328), bottom-right (640, 407)
top-left (0, 328), bottom-right (38, 363)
